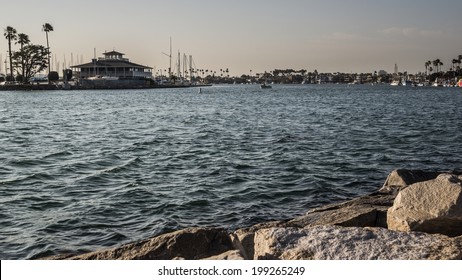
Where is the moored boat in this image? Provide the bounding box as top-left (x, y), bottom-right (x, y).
top-left (390, 80), bottom-right (400, 86)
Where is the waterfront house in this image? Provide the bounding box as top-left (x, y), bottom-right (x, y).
top-left (71, 50), bottom-right (153, 79)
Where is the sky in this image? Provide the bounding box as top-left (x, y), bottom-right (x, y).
top-left (1, 0), bottom-right (462, 76)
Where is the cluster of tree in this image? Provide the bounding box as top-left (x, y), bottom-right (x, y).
top-left (2, 24), bottom-right (54, 84)
top-left (425, 57), bottom-right (462, 77)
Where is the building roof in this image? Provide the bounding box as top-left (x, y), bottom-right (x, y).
top-left (103, 50), bottom-right (125, 56)
top-left (71, 60), bottom-right (152, 70)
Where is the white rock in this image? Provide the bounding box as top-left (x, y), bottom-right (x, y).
top-left (387, 174), bottom-right (462, 236)
top-left (253, 226), bottom-right (462, 260)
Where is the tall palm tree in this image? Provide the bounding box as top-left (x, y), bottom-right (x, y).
top-left (458, 55), bottom-right (462, 74)
top-left (425, 61), bottom-right (430, 76)
top-left (42, 23), bottom-right (53, 75)
top-left (16, 33), bottom-right (30, 83)
top-left (433, 59), bottom-right (441, 74)
top-left (3, 26), bottom-right (17, 80)
top-left (452, 58), bottom-right (458, 76)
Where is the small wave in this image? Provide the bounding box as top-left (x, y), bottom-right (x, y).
top-left (0, 172), bottom-right (55, 185)
top-left (132, 139), bottom-right (163, 147)
top-left (28, 200), bottom-right (66, 211)
top-left (8, 158), bottom-right (52, 168)
top-left (184, 199), bottom-right (210, 207)
top-left (233, 163), bottom-right (254, 170)
top-left (43, 151), bottom-right (73, 159)
top-left (101, 157), bottom-right (143, 174)
top-left (75, 157), bottom-right (143, 182)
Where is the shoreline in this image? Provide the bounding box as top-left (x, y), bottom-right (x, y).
top-left (0, 83), bottom-right (211, 91)
top-left (39, 169), bottom-right (462, 260)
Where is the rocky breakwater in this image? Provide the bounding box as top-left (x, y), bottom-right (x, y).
top-left (42, 169), bottom-right (462, 260)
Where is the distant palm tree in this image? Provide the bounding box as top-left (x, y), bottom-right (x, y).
top-left (16, 33), bottom-right (30, 83)
top-left (458, 55), bottom-right (462, 74)
top-left (433, 59), bottom-right (442, 74)
top-left (42, 23), bottom-right (53, 75)
top-left (452, 59), bottom-right (458, 74)
top-left (425, 61), bottom-right (431, 76)
top-left (4, 26), bottom-right (17, 80)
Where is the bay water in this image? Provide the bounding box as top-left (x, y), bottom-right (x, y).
top-left (1, 84), bottom-right (461, 259)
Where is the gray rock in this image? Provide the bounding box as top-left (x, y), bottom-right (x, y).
top-left (287, 192), bottom-right (396, 228)
top-left (51, 227), bottom-right (233, 260)
top-left (253, 226), bottom-right (462, 260)
top-left (387, 174), bottom-right (462, 237)
top-left (233, 221), bottom-right (286, 261)
top-left (379, 169), bottom-right (441, 193)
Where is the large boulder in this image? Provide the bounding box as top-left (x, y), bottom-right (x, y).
top-left (253, 226), bottom-right (462, 260)
top-left (379, 169), bottom-right (441, 193)
top-left (47, 227), bottom-right (233, 260)
top-left (233, 221), bottom-right (286, 260)
top-left (387, 174), bottom-right (462, 237)
top-left (286, 193), bottom-right (395, 229)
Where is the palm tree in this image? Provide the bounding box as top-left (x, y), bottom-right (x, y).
top-left (458, 55), bottom-right (462, 74)
top-left (3, 26), bottom-right (17, 80)
top-left (425, 61), bottom-right (431, 76)
top-left (42, 23), bottom-right (53, 75)
top-left (16, 33), bottom-right (30, 83)
top-left (433, 59), bottom-right (441, 74)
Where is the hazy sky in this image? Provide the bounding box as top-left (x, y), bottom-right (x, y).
top-left (2, 0), bottom-right (462, 75)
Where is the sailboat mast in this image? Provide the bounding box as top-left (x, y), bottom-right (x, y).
top-left (189, 55), bottom-right (193, 82)
top-left (169, 37), bottom-right (172, 78)
top-left (177, 51), bottom-right (181, 78)
top-left (183, 53), bottom-right (187, 80)
top-left (93, 48), bottom-right (97, 77)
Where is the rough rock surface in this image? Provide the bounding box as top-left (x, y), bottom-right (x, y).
top-left (233, 221), bottom-right (286, 260)
top-left (387, 174), bottom-right (462, 237)
top-left (379, 169), bottom-right (441, 193)
top-left (46, 227), bottom-right (233, 260)
top-left (286, 192), bottom-right (395, 228)
top-left (253, 225), bottom-right (462, 260)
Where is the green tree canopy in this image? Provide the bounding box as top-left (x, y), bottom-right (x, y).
top-left (16, 33), bottom-right (30, 83)
top-left (12, 44), bottom-right (50, 83)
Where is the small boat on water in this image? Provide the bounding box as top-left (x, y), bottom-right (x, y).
top-left (390, 80), bottom-right (400, 86)
top-left (457, 79), bottom-right (462, 87)
top-left (260, 83), bottom-right (272, 89)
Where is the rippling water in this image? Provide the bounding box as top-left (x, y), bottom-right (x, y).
top-left (1, 85), bottom-right (461, 259)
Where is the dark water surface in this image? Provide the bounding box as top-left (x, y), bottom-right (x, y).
top-left (1, 84), bottom-right (461, 259)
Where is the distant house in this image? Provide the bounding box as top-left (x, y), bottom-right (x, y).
top-left (71, 50), bottom-right (153, 79)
